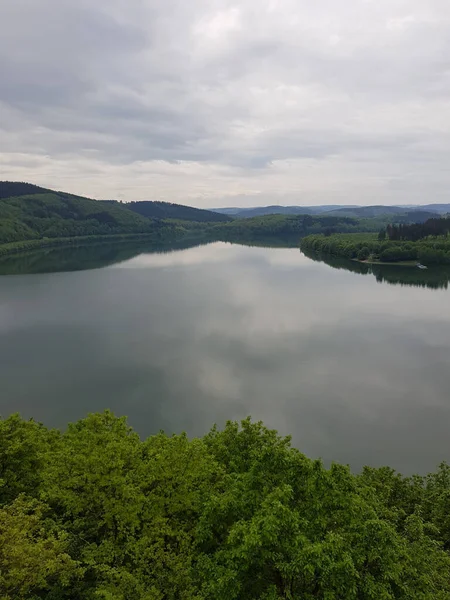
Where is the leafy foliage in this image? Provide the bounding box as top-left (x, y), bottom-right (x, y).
top-left (0, 496), bottom-right (80, 599)
top-left (0, 414), bottom-right (58, 504)
top-left (1, 412), bottom-right (450, 598)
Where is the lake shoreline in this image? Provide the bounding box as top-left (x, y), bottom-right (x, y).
top-left (0, 231), bottom-right (214, 258)
top-left (353, 258), bottom-right (420, 267)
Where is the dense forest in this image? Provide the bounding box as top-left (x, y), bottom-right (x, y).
top-left (2, 411), bottom-right (450, 599)
top-left (0, 185), bottom-right (213, 254)
top-left (384, 216), bottom-right (450, 242)
top-left (127, 200), bottom-right (232, 223)
top-left (0, 181), bottom-right (58, 199)
top-left (211, 213), bottom-right (387, 241)
top-left (301, 232), bottom-right (450, 264)
top-left (0, 191), bottom-right (161, 242)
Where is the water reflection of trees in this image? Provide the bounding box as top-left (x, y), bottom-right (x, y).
top-left (4, 240), bottom-right (450, 288)
top-left (302, 249), bottom-right (450, 290)
top-left (0, 239), bottom-right (211, 276)
top-left (0, 235), bottom-right (301, 276)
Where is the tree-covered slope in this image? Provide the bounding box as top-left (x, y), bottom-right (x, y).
top-left (2, 411), bottom-right (450, 599)
top-left (211, 213), bottom-right (387, 240)
top-left (1, 182), bottom-right (446, 256)
top-left (0, 183), bottom-right (235, 252)
top-left (127, 200), bottom-right (233, 222)
top-left (0, 181), bottom-right (55, 199)
top-left (0, 184), bottom-right (149, 242)
top-left (0, 183), bottom-right (203, 248)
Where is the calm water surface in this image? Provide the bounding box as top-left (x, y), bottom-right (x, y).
top-left (1, 241), bottom-right (450, 473)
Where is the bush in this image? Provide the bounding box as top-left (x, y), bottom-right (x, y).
top-left (357, 246), bottom-right (370, 260)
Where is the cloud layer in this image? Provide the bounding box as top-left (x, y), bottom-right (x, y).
top-left (1, 0), bottom-right (450, 206)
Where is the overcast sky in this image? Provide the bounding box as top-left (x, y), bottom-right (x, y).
top-left (1, 0), bottom-right (450, 207)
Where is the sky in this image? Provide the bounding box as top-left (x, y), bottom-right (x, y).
top-left (1, 0), bottom-right (450, 208)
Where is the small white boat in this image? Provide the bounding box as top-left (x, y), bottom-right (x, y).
top-left (417, 263), bottom-right (428, 270)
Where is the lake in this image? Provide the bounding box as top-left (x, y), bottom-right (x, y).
top-left (1, 240), bottom-right (450, 474)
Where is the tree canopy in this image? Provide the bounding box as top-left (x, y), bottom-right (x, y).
top-left (1, 411), bottom-right (450, 599)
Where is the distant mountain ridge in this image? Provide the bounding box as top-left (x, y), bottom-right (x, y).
top-left (212, 205), bottom-right (358, 217)
top-left (212, 203), bottom-right (450, 218)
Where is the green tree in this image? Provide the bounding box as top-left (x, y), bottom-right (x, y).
top-left (357, 246), bottom-right (370, 260)
top-left (42, 411), bottom-right (220, 599)
top-left (196, 419), bottom-right (450, 599)
top-left (41, 411), bottom-right (148, 598)
top-left (421, 462), bottom-right (450, 549)
top-left (0, 414), bottom-right (59, 505)
top-left (0, 496), bottom-right (79, 599)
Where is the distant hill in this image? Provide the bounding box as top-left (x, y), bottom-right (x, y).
top-left (421, 204), bottom-right (450, 215)
top-left (211, 205), bottom-right (357, 218)
top-left (0, 182), bottom-right (181, 248)
top-left (323, 206), bottom-right (449, 220)
top-left (210, 207), bottom-right (244, 216)
top-left (212, 213), bottom-right (383, 242)
top-left (127, 200), bottom-right (232, 223)
top-left (395, 211), bottom-right (440, 224)
top-left (213, 203), bottom-right (450, 219)
top-left (218, 206), bottom-right (315, 217)
top-left (323, 206), bottom-right (403, 218)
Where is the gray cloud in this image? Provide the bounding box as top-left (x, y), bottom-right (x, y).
top-left (1, 0), bottom-right (450, 206)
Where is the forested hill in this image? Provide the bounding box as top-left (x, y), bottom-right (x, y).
top-left (0, 181), bottom-right (414, 256)
top-left (212, 212), bottom-right (390, 240)
top-left (384, 215), bottom-right (450, 241)
top-left (324, 206), bottom-right (440, 221)
top-left (0, 181), bottom-right (55, 199)
top-left (0, 182), bottom-right (233, 253)
top-left (0, 182), bottom-right (190, 250)
top-left (2, 181), bottom-right (447, 258)
top-left (127, 200), bottom-right (233, 222)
